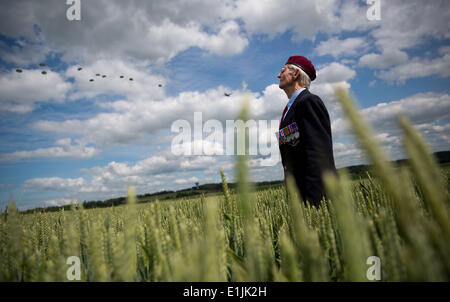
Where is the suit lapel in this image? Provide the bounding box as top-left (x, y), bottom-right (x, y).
top-left (280, 89), bottom-right (309, 128)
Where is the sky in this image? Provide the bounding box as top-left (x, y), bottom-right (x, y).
top-left (0, 0), bottom-right (449, 210)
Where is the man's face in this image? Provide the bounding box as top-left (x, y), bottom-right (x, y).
top-left (278, 64), bottom-right (296, 89)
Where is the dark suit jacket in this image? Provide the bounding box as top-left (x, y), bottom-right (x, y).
top-left (279, 89), bottom-right (336, 207)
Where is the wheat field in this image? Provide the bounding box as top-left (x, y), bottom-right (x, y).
top-left (1, 89), bottom-right (449, 282)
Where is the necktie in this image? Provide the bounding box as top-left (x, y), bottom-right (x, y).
top-left (280, 105), bottom-right (288, 129)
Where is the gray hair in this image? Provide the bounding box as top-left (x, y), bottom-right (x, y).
top-left (288, 64), bottom-right (311, 89)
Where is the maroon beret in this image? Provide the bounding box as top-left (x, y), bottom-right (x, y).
top-left (286, 56), bottom-right (316, 81)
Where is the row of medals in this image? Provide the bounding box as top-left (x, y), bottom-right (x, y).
top-left (277, 122), bottom-right (299, 145)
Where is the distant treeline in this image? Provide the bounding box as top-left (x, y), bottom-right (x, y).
top-left (345, 150), bottom-right (450, 177)
top-left (16, 150), bottom-right (450, 214)
top-left (19, 180), bottom-right (283, 214)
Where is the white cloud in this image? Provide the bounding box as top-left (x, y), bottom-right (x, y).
top-left (31, 85), bottom-right (284, 146)
top-left (175, 176), bottom-right (199, 185)
top-left (316, 37), bottom-right (369, 58)
top-left (233, 0), bottom-right (375, 40)
top-left (0, 0), bottom-right (247, 64)
top-left (356, 0), bottom-right (450, 84)
top-left (233, 0), bottom-right (330, 39)
top-left (331, 92), bottom-right (450, 161)
top-left (0, 138), bottom-right (99, 163)
top-left (362, 92), bottom-right (450, 131)
top-left (369, 0), bottom-right (450, 52)
top-left (20, 153), bottom-right (280, 203)
top-left (314, 62), bottom-right (356, 84)
top-left (133, 19), bottom-right (248, 61)
top-left (0, 0), bottom-right (382, 66)
top-left (197, 20), bottom-right (249, 56)
top-left (24, 177), bottom-right (86, 191)
top-left (359, 49), bottom-right (409, 70)
top-left (22, 152), bottom-right (228, 198)
top-left (1, 0), bottom-right (448, 68)
top-left (43, 198), bottom-right (76, 207)
top-left (84, 153), bottom-right (220, 179)
top-left (310, 62), bottom-right (357, 120)
top-left (24, 175), bottom-right (114, 194)
top-left (0, 69), bottom-right (71, 113)
top-left (376, 53), bottom-right (450, 84)
top-left (332, 142), bottom-right (365, 168)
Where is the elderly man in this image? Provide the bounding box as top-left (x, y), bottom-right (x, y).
top-left (277, 55), bottom-right (336, 207)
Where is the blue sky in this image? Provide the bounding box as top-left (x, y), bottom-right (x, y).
top-left (0, 0), bottom-right (449, 210)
